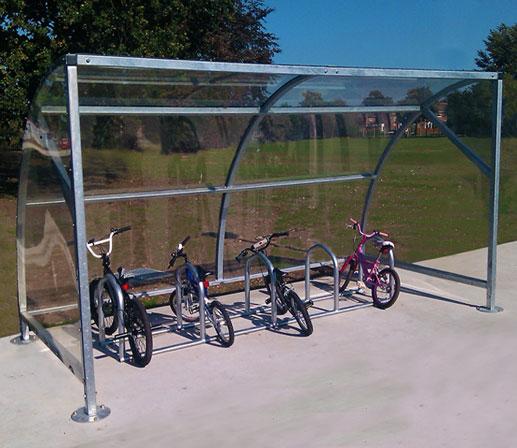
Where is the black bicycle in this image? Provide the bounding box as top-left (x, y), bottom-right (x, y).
top-left (87, 226), bottom-right (153, 367)
top-left (236, 231), bottom-right (313, 336)
top-left (168, 236), bottom-right (235, 347)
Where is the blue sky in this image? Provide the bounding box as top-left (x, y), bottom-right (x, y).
top-left (265, 0), bottom-right (516, 70)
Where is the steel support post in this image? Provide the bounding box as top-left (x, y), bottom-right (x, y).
top-left (479, 78), bottom-right (503, 313)
top-left (67, 65), bottom-right (110, 423)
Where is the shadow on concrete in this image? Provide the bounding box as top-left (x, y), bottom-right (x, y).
top-left (401, 285), bottom-right (479, 309)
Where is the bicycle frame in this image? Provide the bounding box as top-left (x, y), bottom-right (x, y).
top-left (339, 221), bottom-right (392, 289)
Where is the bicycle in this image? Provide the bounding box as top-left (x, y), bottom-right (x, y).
top-left (87, 226), bottom-right (153, 367)
top-left (339, 218), bottom-right (400, 309)
top-left (236, 231), bottom-right (313, 336)
top-left (168, 236), bottom-right (235, 347)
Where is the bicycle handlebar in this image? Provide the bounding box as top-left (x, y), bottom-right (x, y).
top-left (235, 230), bottom-right (289, 263)
top-left (168, 236), bottom-right (191, 269)
top-left (348, 218), bottom-right (389, 239)
top-left (86, 225), bottom-right (131, 258)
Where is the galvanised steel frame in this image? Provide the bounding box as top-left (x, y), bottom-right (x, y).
top-left (16, 54), bottom-right (502, 422)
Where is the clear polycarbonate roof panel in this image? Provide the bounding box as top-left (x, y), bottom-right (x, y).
top-left (274, 76), bottom-right (463, 109)
top-left (75, 66), bottom-right (296, 108)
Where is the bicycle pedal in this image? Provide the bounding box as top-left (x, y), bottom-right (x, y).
top-left (265, 298), bottom-right (271, 305)
top-left (305, 300), bottom-right (314, 308)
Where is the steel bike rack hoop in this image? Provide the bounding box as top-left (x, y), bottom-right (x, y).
top-left (175, 262), bottom-right (206, 341)
top-left (305, 243), bottom-right (340, 311)
top-left (244, 251), bottom-right (278, 328)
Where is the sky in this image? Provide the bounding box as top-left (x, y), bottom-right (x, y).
top-left (265, 0), bottom-right (517, 70)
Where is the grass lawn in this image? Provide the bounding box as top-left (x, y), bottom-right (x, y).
top-left (0, 135), bottom-right (516, 337)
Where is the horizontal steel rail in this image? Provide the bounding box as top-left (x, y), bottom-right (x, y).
top-left (25, 173), bottom-right (375, 206)
top-left (20, 311), bottom-right (85, 382)
top-left (26, 303), bottom-right (78, 316)
top-left (68, 54), bottom-right (499, 80)
top-left (41, 105), bottom-right (421, 116)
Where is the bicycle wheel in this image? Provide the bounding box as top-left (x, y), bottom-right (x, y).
top-left (169, 285), bottom-right (200, 323)
top-left (124, 298), bottom-right (153, 367)
top-left (286, 290), bottom-right (313, 336)
top-left (208, 301), bottom-right (235, 347)
top-left (89, 278), bottom-right (118, 335)
top-left (339, 259), bottom-right (356, 294)
top-left (371, 267), bottom-right (400, 309)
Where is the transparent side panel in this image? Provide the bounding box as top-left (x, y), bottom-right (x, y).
top-left (79, 115), bottom-right (250, 195)
top-left (223, 182), bottom-right (370, 277)
top-left (367, 131), bottom-right (489, 273)
top-left (500, 77), bottom-right (517, 244)
top-left (20, 65), bottom-right (83, 377)
top-left (85, 194), bottom-right (221, 286)
top-left (234, 113), bottom-right (411, 184)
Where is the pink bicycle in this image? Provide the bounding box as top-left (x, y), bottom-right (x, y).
top-left (339, 218), bottom-right (400, 309)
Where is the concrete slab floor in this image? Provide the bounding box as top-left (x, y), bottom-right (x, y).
top-left (1, 242), bottom-right (516, 448)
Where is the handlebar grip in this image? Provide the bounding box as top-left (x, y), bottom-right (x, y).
top-left (181, 235), bottom-right (191, 246)
top-left (112, 225), bottom-right (131, 235)
top-left (379, 231), bottom-right (389, 238)
top-left (271, 231), bottom-right (289, 238)
top-left (349, 218), bottom-right (358, 225)
top-left (168, 253), bottom-right (177, 269)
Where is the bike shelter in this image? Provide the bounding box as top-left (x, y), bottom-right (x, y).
top-left (16, 54), bottom-right (502, 421)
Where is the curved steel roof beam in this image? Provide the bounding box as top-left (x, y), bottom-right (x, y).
top-left (360, 112), bottom-right (421, 230)
top-left (421, 79), bottom-right (479, 108)
top-left (215, 74), bottom-right (314, 278)
top-left (360, 78), bottom-right (485, 231)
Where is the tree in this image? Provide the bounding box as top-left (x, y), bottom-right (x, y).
top-left (476, 23), bottom-right (517, 135)
top-left (0, 0), bottom-right (280, 153)
top-left (362, 90), bottom-right (393, 106)
top-left (475, 23), bottom-right (517, 77)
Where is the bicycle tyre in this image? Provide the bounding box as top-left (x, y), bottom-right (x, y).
top-left (371, 267), bottom-right (400, 309)
top-left (169, 286), bottom-right (199, 323)
top-left (125, 298), bottom-right (153, 367)
top-left (208, 301), bottom-right (235, 347)
top-left (286, 290), bottom-right (313, 336)
top-left (90, 278), bottom-right (118, 335)
top-left (339, 259), bottom-right (356, 294)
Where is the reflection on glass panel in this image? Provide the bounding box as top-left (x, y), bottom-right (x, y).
top-left (22, 166), bottom-right (82, 373)
top-left (367, 135), bottom-right (489, 270)
top-left (234, 113), bottom-right (413, 183)
top-left (20, 64), bottom-right (83, 376)
top-left (278, 76), bottom-right (459, 108)
top-left (80, 115), bottom-right (250, 195)
top-left (85, 194), bottom-right (221, 284)
top-left (223, 183), bottom-right (369, 277)
top-left (77, 66), bottom-right (294, 107)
